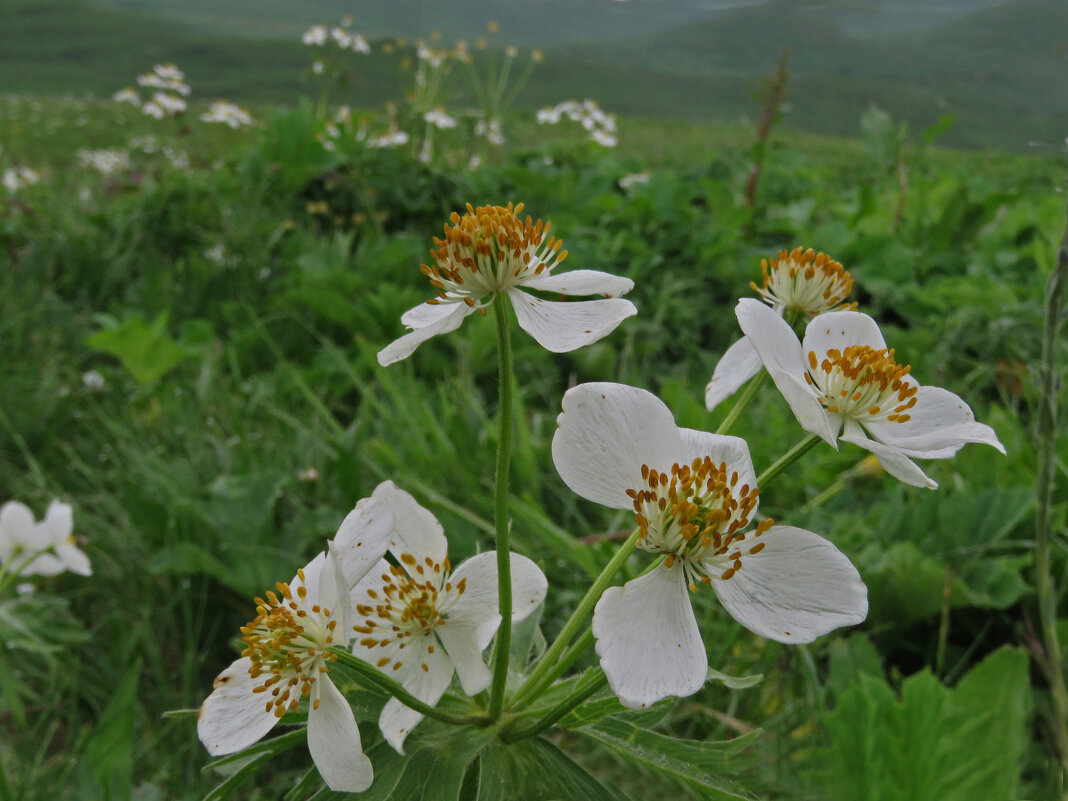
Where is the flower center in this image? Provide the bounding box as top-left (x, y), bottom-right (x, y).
top-left (627, 458), bottom-right (774, 592)
top-left (352, 554), bottom-right (466, 674)
top-left (241, 568), bottom-right (339, 718)
top-left (751, 247), bottom-right (855, 316)
top-left (420, 202), bottom-right (567, 309)
top-left (804, 345), bottom-right (918, 423)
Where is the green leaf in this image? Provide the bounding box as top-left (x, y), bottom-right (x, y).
top-left (816, 646), bottom-right (1030, 801)
top-left (578, 717), bottom-right (759, 800)
top-left (314, 724), bottom-right (493, 801)
top-left (83, 658), bottom-right (142, 795)
top-left (86, 312), bottom-right (190, 384)
top-left (707, 667), bottom-right (763, 690)
top-left (473, 737), bottom-right (632, 801)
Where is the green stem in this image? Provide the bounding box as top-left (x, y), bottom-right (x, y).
top-left (488, 293), bottom-right (515, 721)
top-left (331, 649), bottom-right (487, 727)
top-left (1035, 208), bottom-right (1068, 788)
top-left (510, 529), bottom-right (641, 711)
top-left (757, 433), bottom-right (822, 488)
top-left (715, 369), bottom-right (768, 436)
top-left (500, 671), bottom-right (608, 743)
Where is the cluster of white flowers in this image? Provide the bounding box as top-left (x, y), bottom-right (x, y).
top-left (302, 18), bottom-right (371, 54)
top-left (2, 166), bottom-right (40, 194)
top-left (199, 200), bottom-right (1006, 793)
top-left (0, 500), bottom-right (90, 579)
top-left (423, 108), bottom-right (457, 130)
top-left (200, 100), bottom-right (255, 129)
top-left (618, 171), bottom-right (651, 190)
top-left (77, 148), bottom-right (131, 176)
top-left (537, 99), bottom-right (618, 147)
top-left (114, 64), bottom-right (192, 120)
top-left (199, 481), bottom-right (546, 791)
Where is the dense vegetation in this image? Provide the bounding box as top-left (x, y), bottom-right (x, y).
top-left (1, 58), bottom-right (1066, 800)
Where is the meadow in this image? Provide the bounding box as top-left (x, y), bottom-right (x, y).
top-left (1, 24), bottom-right (1067, 801)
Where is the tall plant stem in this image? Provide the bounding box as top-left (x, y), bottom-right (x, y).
top-left (488, 293), bottom-right (516, 721)
top-left (716, 370), bottom-right (768, 436)
top-left (1036, 209), bottom-right (1068, 788)
top-left (757, 433), bottom-right (822, 488)
top-left (510, 529), bottom-right (641, 712)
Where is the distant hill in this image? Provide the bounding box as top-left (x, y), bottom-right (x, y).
top-left (2, 0), bottom-right (1063, 151)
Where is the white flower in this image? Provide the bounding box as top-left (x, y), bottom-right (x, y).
top-left (350, 33), bottom-right (371, 54)
top-left (198, 496), bottom-right (396, 792)
top-left (424, 108), bottom-right (457, 130)
top-left (330, 26), bottom-right (352, 48)
top-left (312, 60), bottom-right (325, 75)
top-left (551, 382), bottom-right (867, 709)
top-left (618, 172), bottom-right (650, 190)
top-left (368, 129), bottom-right (409, 148)
top-left (377, 203), bottom-right (636, 365)
top-left (474, 117), bottom-right (506, 146)
top-left (706, 248), bottom-right (855, 411)
top-left (0, 500), bottom-right (90, 577)
top-left (735, 300), bottom-right (1005, 488)
top-left (2, 166), bottom-right (39, 194)
top-left (350, 482), bottom-right (547, 752)
top-left (82, 370), bottom-right (106, 391)
top-left (302, 25), bottom-right (328, 46)
top-left (590, 128), bottom-right (617, 148)
top-left (77, 148), bottom-right (131, 176)
top-left (112, 88), bottom-right (141, 106)
top-left (200, 100), bottom-right (255, 129)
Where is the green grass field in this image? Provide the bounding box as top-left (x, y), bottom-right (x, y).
top-left (1, 14), bottom-right (1068, 800)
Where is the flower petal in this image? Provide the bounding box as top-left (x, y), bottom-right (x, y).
top-left (863, 386), bottom-right (1005, 456)
top-left (197, 657), bottom-right (278, 755)
top-left (509, 289), bottom-right (636, 353)
top-left (592, 566), bottom-right (707, 709)
top-left (379, 638), bottom-right (454, 754)
top-left (400, 297), bottom-right (464, 328)
top-left (55, 543), bottom-right (92, 576)
top-left (801, 310), bottom-right (887, 358)
top-left (677, 429), bottom-right (757, 500)
top-left (308, 677), bottom-right (374, 792)
top-left (705, 337), bottom-right (764, 411)
top-left (435, 614), bottom-right (497, 695)
top-left (377, 302), bottom-right (472, 366)
top-left (840, 420), bottom-right (937, 489)
top-left (42, 500), bottom-right (73, 545)
top-left (331, 494), bottom-right (395, 589)
top-left (520, 269), bottom-right (633, 298)
top-left (552, 382), bottom-right (682, 510)
top-left (711, 525), bottom-right (868, 643)
top-left (736, 299), bottom-right (839, 446)
top-left (372, 481), bottom-right (447, 566)
top-left (0, 501), bottom-right (45, 550)
top-left (450, 551), bottom-right (548, 627)
top-left (19, 552), bottom-right (66, 577)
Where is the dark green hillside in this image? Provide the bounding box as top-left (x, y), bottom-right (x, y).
top-left (562, 0), bottom-right (1067, 149)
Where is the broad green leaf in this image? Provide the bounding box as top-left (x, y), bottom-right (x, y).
top-left (86, 312), bottom-right (190, 384)
top-left (578, 717), bottom-right (759, 800)
top-left (816, 646), bottom-right (1029, 801)
top-left (473, 737), bottom-right (632, 801)
top-left (313, 724), bottom-right (492, 801)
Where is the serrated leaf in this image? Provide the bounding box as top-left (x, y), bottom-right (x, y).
top-left (816, 646), bottom-right (1029, 801)
top-left (474, 737), bottom-right (631, 801)
top-left (578, 717), bottom-right (759, 800)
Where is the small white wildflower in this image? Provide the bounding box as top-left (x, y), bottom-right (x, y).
top-left (200, 100), bottom-right (255, 129)
top-left (312, 61), bottom-right (325, 75)
top-left (77, 149), bottom-right (131, 176)
top-left (82, 370), bottom-right (106, 391)
top-left (618, 172), bottom-right (651, 189)
top-left (112, 88), bottom-right (141, 106)
top-left (2, 167), bottom-right (40, 194)
top-left (302, 24), bottom-right (328, 46)
top-left (203, 244), bottom-right (226, 265)
top-left (423, 108), bottom-right (457, 130)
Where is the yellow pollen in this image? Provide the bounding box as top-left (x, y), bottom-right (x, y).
top-left (809, 345), bottom-right (917, 423)
top-left (750, 247), bottom-right (856, 316)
